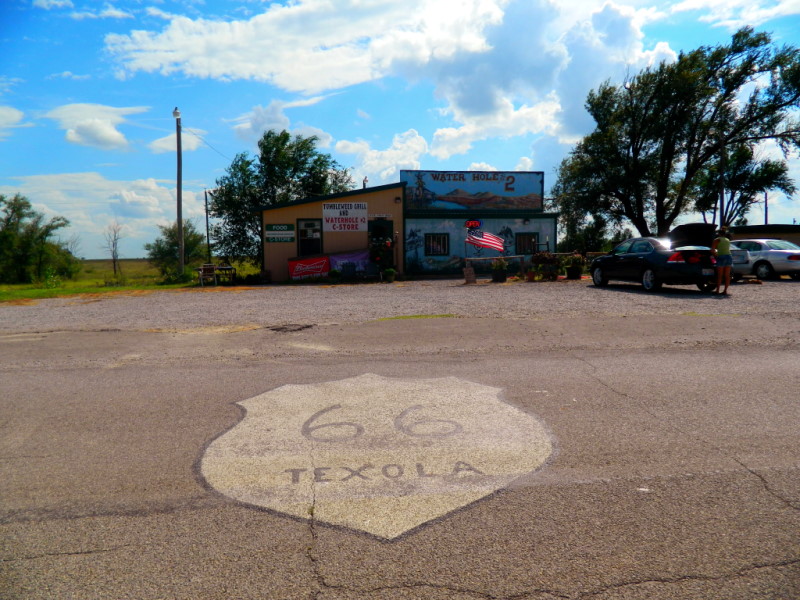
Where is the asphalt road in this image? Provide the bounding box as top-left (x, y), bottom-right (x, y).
top-left (1, 279), bottom-right (799, 599)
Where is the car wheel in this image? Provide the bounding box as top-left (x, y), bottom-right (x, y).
top-left (696, 281), bottom-right (715, 292)
top-left (641, 268), bottom-right (662, 291)
top-left (754, 262), bottom-right (774, 280)
top-left (591, 267), bottom-right (608, 287)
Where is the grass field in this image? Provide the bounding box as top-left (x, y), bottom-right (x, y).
top-left (0, 258), bottom-right (260, 303)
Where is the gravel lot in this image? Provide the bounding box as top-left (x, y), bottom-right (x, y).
top-left (2, 277), bottom-right (797, 334)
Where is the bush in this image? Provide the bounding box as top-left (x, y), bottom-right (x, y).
top-left (160, 266), bottom-right (196, 284)
top-left (491, 258), bottom-right (508, 270)
top-left (566, 252), bottom-right (586, 267)
top-left (530, 252), bottom-right (560, 265)
top-left (145, 220), bottom-right (208, 276)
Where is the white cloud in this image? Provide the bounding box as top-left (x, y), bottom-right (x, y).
top-left (394, 0), bottom-right (666, 158)
top-left (102, 0), bottom-right (687, 164)
top-left (33, 0), bottom-right (73, 8)
top-left (232, 102), bottom-right (291, 142)
top-left (0, 77), bottom-right (22, 96)
top-left (0, 106), bottom-right (31, 140)
top-left (468, 162), bottom-right (498, 171)
top-left (45, 103), bottom-right (148, 149)
top-left (149, 127), bottom-right (207, 154)
top-left (336, 129), bottom-right (429, 181)
top-left (515, 156), bottom-right (534, 171)
top-left (47, 71), bottom-right (91, 80)
top-left (105, 0), bottom-right (507, 94)
top-left (431, 97), bottom-right (561, 159)
top-left (231, 97), bottom-right (332, 146)
top-left (670, 0), bottom-right (800, 29)
top-left (0, 172), bottom-right (204, 258)
top-left (71, 4), bottom-right (134, 20)
top-left (108, 181), bottom-right (168, 218)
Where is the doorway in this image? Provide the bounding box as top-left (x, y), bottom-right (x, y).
top-left (297, 219), bottom-right (322, 256)
top-left (368, 219), bottom-right (394, 268)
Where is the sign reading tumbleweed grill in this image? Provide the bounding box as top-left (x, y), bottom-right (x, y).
top-left (201, 374), bottom-right (552, 540)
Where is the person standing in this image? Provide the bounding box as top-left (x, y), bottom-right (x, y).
top-left (712, 226), bottom-right (732, 295)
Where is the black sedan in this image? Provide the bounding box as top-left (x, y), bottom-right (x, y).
top-left (590, 224), bottom-right (717, 292)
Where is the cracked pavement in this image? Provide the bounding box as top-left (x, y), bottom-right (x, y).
top-left (1, 280), bottom-right (798, 599)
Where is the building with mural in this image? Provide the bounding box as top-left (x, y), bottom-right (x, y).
top-left (400, 170), bottom-right (557, 275)
top-left (258, 170), bottom-right (558, 281)
top-left (259, 183), bottom-right (405, 281)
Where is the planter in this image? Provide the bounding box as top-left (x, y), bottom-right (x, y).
top-left (541, 264), bottom-right (559, 281)
top-left (491, 271), bottom-right (507, 283)
top-left (566, 266), bottom-right (583, 280)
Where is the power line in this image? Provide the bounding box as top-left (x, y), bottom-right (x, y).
top-left (182, 127), bottom-right (232, 161)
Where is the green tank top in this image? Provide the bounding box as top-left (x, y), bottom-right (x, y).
top-left (715, 236), bottom-right (731, 256)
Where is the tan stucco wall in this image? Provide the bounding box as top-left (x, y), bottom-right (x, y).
top-left (262, 187), bottom-right (405, 281)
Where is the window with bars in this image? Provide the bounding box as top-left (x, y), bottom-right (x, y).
top-left (424, 233), bottom-right (450, 256)
top-left (515, 232), bottom-right (538, 255)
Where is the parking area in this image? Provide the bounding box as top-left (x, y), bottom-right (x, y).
top-left (1, 279), bottom-right (799, 599)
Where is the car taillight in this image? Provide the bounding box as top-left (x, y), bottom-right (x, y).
top-left (685, 253), bottom-right (702, 264)
top-left (667, 252), bottom-right (685, 263)
top-left (789, 255), bottom-right (800, 261)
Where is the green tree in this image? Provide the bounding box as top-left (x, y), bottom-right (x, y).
top-left (0, 193), bottom-right (78, 284)
top-left (690, 144), bottom-right (796, 226)
top-left (554, 28), bottom-right (800, 236)
top-left (209, 130), bottom-right (353, 268)
top-left (144, 219), bottom-right (207, 278)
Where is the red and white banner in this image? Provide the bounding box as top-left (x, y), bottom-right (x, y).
top-left (288, 256), bottom-right (330, 280)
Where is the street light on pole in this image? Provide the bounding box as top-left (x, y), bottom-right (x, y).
top-left (173, 107), bottom-right (184, 275)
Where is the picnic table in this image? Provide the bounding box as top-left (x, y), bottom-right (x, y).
top-left (196, 264), bottom-right (237, 285)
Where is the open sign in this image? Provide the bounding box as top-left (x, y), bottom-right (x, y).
top-left (464, 219), bottom-right (483, 229)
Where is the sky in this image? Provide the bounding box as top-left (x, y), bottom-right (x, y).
top-left (1, 0), bottom-right (799, 259)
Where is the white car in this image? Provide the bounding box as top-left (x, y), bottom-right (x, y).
top-left (730, 239), bottom-right (800, 280)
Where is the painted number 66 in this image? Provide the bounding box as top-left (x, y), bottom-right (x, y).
top-left (301, 404), bottom-right (463, 442)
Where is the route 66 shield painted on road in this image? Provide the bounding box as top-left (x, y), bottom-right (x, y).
top-left (200, 374), bottom-right (553, 540)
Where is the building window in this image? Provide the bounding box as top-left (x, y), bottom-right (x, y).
top-left (515, 232), bottom-right (538, 254)
top-left (424, 233), bottom-right (450, 256)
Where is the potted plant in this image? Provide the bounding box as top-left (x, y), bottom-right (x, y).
top-left (530, 252), bottom-right (561, 281)
top-left (525, 264), bottom-right (537, 282)
top-left (383, 267), bottom-right (396, 283)
top-left (565, 252), bottom-right (586, 280)
top-left (491, 257), bottom-right (508, 283)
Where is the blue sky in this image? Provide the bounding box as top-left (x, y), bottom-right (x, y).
top-left (1, 0), bottom-right (799, 259)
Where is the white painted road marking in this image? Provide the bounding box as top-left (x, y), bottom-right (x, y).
top-left (201, 374), bottom-right (553, 539)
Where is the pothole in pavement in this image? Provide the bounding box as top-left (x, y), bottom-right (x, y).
top-left (269, 324), bottom-right (314, 333)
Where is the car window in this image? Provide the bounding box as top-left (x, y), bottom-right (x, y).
top-left (767, 240), bottom-right (800, 250)
top-left (630, 240), bottom-right (653, 253)
top-left (613, 240), bottom-right (633, 254)
top-left (737, 241), bottom-right (760, 252)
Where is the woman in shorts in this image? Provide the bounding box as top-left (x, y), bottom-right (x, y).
top-left (712, 227), bottom-right (732, 296)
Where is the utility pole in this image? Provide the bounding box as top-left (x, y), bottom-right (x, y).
top-left (204, 189), bottom-right (212, 263)
top-left (173, 107), bottom-right (184, 275)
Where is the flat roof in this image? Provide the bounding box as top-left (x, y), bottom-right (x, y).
top-left (730, 224), bottom-right (800, 234)
top-left (257, 182), bottom-right (406, 213)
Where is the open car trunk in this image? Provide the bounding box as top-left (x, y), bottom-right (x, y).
top-left (669, 223), bottom-right (716, 249)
